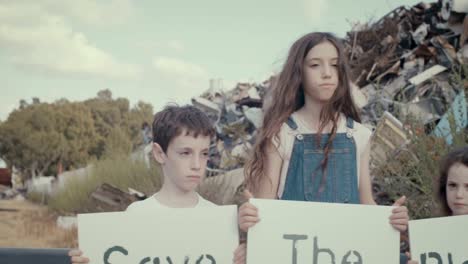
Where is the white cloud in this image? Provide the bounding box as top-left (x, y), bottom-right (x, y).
top-left (167, 40), bottom-right (185, 53)
top-left (303, 0), bottom-right (328, 24)
top-left (0, 1), bottom-right (141, 80)
top-left (0, 0), bottom-right (135, 26)
top-left (47, 0), bottom-right (135, 26)
top-left (152, 57), bottom-right (212, 102)
top-left (136, 40), bottom-right (186, 53)
top-left (153, 57), bottom-right (209, 81)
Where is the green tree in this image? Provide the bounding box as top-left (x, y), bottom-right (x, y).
top-left (97, 89), bottom-right (113, 101)
top-left (84, 95), bottom-right (128, 157)
top-left (124, 101), bottom-right (154, 147)
top-left (0, 102), bottom-right (96, 178)
top-left (103, 127), bottom-right (133, 158)
top-left (85, 91), bottom-right (153, 156)
top-left (0, 90), bottom-right (155, 179)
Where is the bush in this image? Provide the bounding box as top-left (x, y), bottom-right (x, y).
top-left (49, 154), bottom-right (162, 213)
top-left (372, 116), bottom-right (467, 220)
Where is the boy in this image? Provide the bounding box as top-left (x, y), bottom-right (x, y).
top-left (70, 105), bottom-right (245, 264)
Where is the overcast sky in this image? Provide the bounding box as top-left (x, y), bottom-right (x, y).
top-left (0, 0), bottom-right (424, 121)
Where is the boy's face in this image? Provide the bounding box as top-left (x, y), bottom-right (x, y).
top-left (154, 131), bottom-right (211, 193)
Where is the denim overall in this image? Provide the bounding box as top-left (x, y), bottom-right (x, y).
top-left (280, 116), bottom-right (359, 204)
top-left (279, 116), bottom-right (408, 264)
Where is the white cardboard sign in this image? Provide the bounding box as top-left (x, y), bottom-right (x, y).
top-left (247, 198), bottom-right (399, 264)
top-left (409, 215), bottom-right (468, 264)
top-left (78, 205), bottom-right (239, 264)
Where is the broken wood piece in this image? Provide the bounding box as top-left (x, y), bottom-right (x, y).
top-left (90, 183), bottom-right (139, 212)
top-left (409, 65), bottom-right (447, 85)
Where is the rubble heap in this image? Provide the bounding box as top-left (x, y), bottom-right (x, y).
top-left (193, 0), bottom-right (467, 174)
top-left (345, 0), bottom-right (467, 127)
top-left (344, 0), bottom-right (468, 167)
top-left (192, 79), bottom-right (272, 173)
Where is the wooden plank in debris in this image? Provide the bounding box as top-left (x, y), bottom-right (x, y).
top-left (409, 65), bottom-right (447, 86)
top-left (90, 183), bottom-right (138, 212)
top-left (461, 15), bottom-right (468, 47)
top-left (371, 112), bottom-right (409, 166)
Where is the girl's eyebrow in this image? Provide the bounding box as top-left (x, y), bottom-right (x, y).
top-left (306, 57), bottom-right (339, 61)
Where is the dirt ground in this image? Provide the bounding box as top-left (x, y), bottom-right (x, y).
top-left (0, 199), bottom-right (77, 248)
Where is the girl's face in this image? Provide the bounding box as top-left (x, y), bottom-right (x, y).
top-left (446, 162), bottom-right (468, 216)
top-left (302, 41), bottom-right (339, 104)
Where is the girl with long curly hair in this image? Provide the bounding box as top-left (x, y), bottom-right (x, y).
top-left (239, 32), bottom-right (410, 262)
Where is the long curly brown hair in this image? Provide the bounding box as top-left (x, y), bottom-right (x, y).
top-left (245, 32), bottom-right (360, 195)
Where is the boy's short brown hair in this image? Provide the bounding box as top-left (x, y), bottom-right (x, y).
top-left (152, 104), bottom-right (215, 152)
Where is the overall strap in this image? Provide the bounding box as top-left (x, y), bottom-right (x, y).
top-left (286, 117), bottom-right (298, 130)
top-left (346, 116), bottom-right (354, 129)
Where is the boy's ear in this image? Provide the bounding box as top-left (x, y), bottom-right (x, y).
top-left (152, 143), bottom-right (166, 164)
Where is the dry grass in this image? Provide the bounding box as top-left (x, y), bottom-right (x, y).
top-left (48, 154), bottom-right (162, 214)
top-left (19, 210), bottom-right (78, 248)
top-left (0, 199), bottom-right (77, 248)
top-left (372, 118), bottom-right (467, 220)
